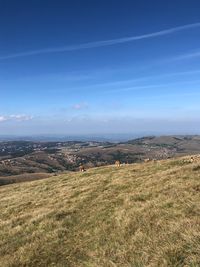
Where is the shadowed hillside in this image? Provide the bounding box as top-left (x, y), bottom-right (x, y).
top-left (0, 157), bottom-right (200, 267)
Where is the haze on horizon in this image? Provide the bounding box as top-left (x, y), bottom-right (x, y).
top-left (1, 0), bottom-right (200, 136)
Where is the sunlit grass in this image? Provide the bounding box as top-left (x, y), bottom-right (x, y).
top-left (0, 157), bottom-right (200, 266)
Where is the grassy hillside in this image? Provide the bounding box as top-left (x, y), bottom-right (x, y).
top-left (0, 172), bottom-right (52, 186)
top-left (0, 157), bottom-right (200, 267)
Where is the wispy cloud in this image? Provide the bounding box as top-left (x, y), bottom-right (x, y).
top-left (169, 51), bottom-right (200, 61)
top-left (0, 116), bottom-right (7, 122)
top-left (1, 22), bottom-right (200, 60)
top-left (71, 102), bottom-right (88, 110)
top-left (69, 69), bottom-right (200, 93)
top-left (105, 79), bottom-right (200, 93)
top-left (10, 114), bottom-right (33, 121)
top-left (0, 114), bottom-right (33, 122)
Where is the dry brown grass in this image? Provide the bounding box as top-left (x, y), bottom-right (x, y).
top-left (0, 156), bottom-right (200, 267)
top-left (0, 172), bottom-right (53, 186)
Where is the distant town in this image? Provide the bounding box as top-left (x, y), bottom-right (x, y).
top-left (1, 135), bottom-right (200, 185)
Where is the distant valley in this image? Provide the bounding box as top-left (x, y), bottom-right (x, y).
top-left (1, 135), bottom-right (200, 185)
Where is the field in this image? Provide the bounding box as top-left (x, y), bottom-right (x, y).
top-left (0, 156), bottom-right (200, 266)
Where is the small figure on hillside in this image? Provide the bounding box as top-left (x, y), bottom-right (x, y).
top-left (79, 164), bottom-right (86, 172)
top-left (115, 160), bottom-right (121, 167)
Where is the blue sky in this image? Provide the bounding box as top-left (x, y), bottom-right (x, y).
top-left (1, 0), bottom-right (200, 136)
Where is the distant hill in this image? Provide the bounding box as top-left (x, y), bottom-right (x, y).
top-left (0, 156), bottom-right (199, 266)
top-left (127, 135), bottom-right (200, 146)
top-left (126, 135), bottom-right (200, 155)
top-left (1, 135), bottom-right (200, 185)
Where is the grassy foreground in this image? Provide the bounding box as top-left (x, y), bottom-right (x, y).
top-left (0, 157), bottom-right (200, 267)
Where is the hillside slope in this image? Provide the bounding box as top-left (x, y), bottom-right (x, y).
top-left (2, 136), bottom-right (200, 185)
top-left (0, 157), bottom-right (200, 267)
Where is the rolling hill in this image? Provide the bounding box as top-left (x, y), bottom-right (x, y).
top-left (0, 156), bottom-right (200, 266)
top-left (2, 135), bottom-right (200, 186)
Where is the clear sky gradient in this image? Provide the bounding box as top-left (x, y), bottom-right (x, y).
top-left (1, 0), bottom-right (200, 136)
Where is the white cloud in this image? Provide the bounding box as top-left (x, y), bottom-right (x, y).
top-left (1, 22), bottom-right (200, 60)
top-left (0, 116), bottom-right (7, 122)
top-left (0, 114), bottom-right (33, 122)
top-left (9, 114), bottom-right (33, 121)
